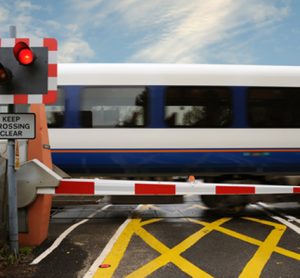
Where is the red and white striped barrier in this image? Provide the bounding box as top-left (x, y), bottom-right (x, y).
top-left (37, 178), bottom-right (300, 196)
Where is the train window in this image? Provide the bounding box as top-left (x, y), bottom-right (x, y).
top-left (45, 87), bottom-right (65, 128)
top-left (80, 86), bottom-right (148, 128)
top-left (165, 86), bottom-right (231, 127)
top-left (248, 87), bottom-right (300, 128)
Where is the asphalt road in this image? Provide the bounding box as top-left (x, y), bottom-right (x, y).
top-left (3, 196), bottom-right (300, 278)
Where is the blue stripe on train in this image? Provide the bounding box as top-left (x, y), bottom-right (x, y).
top-left (51, 150), bottom-right (300, 175)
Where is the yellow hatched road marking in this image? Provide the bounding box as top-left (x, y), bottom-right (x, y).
top-left (242, 218), bottom-right (300, 261)
top-left (239, 224), bottom-right (286, 277)
top-left (243, 217), bottom-right (286, 227)
top-left (93, 216), bottom-right (300, 278)
top-left (93, 218), bottom-right (163, 278)
top-left (140, 218), bottom-right (162, 227)
top-left (93, 218), bottom-right (138, 278)
top-left (126, 226), bottom-right (211, 278)
top-left (275, 246), bottom-right (300, 261)
top-left (189, 218), bottom-right (300, 261)
top-left (189, 216), bottom-right (299, 278)
top-left (126, 218), bottom-right (230, 278)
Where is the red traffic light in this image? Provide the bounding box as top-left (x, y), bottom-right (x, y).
top-left (13, 42), bottom-right (35, 65)
top-left (0, 63), bottom-right (12, 84)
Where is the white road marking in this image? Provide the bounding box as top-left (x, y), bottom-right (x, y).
top-left (83, 218), bottom-right (132, 278)
top-left (83, 204), bottom-right (145, 278)
top-left (285, 215), bottom-right (300, 224)
top-left (253, 203), bottom-right (300, 235)
top-left (183, 204), bottom-right (208, 211)
top-left (30, 204), bottom-right (111, 265)
top-left (135, 204), bottom-right (161, 211)
top-left (134, 204), bottom-right (144, 211)
top-left (270, 215), bottom-right (300, 235)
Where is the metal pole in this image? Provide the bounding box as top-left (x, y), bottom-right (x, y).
top-left (9, 26), bottom-right (16, 38)
top-left (7, 25), bottom-right (18, 255)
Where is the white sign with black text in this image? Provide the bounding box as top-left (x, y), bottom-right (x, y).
top-left (0, 113), bottom-right (35, 139)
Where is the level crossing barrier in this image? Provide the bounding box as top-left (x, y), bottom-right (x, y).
top-left (37, 178), bottom-right (300, 196)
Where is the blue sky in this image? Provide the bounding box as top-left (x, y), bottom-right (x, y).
top-left (0, 0), bottom-right (299, 65)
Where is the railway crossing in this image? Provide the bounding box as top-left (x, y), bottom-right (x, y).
top-left (4, 197), bottom-right (298, 278)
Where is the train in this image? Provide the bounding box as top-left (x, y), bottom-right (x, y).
top-left (46, 63), bottom-right (300, 210)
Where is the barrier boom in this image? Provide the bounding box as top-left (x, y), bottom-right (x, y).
top-left (37, 179), bottom-right (300, 196)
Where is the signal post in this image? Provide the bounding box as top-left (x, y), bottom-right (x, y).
top-left (0, 27), bottom-right (57, 253)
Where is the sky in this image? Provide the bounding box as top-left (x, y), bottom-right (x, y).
top-left (0, 0), bottom-right (299, 65)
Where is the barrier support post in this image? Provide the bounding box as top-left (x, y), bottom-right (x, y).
top-left (19, 104), bottom-right (52, 246)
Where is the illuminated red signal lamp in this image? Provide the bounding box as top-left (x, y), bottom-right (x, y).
top-left (13, 42), bottom-right (35, 65)
top-left (0, 63), bottom-right (12, 84)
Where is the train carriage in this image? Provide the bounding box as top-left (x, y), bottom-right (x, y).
top-left (47, 64), bottom-right (300, 184)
